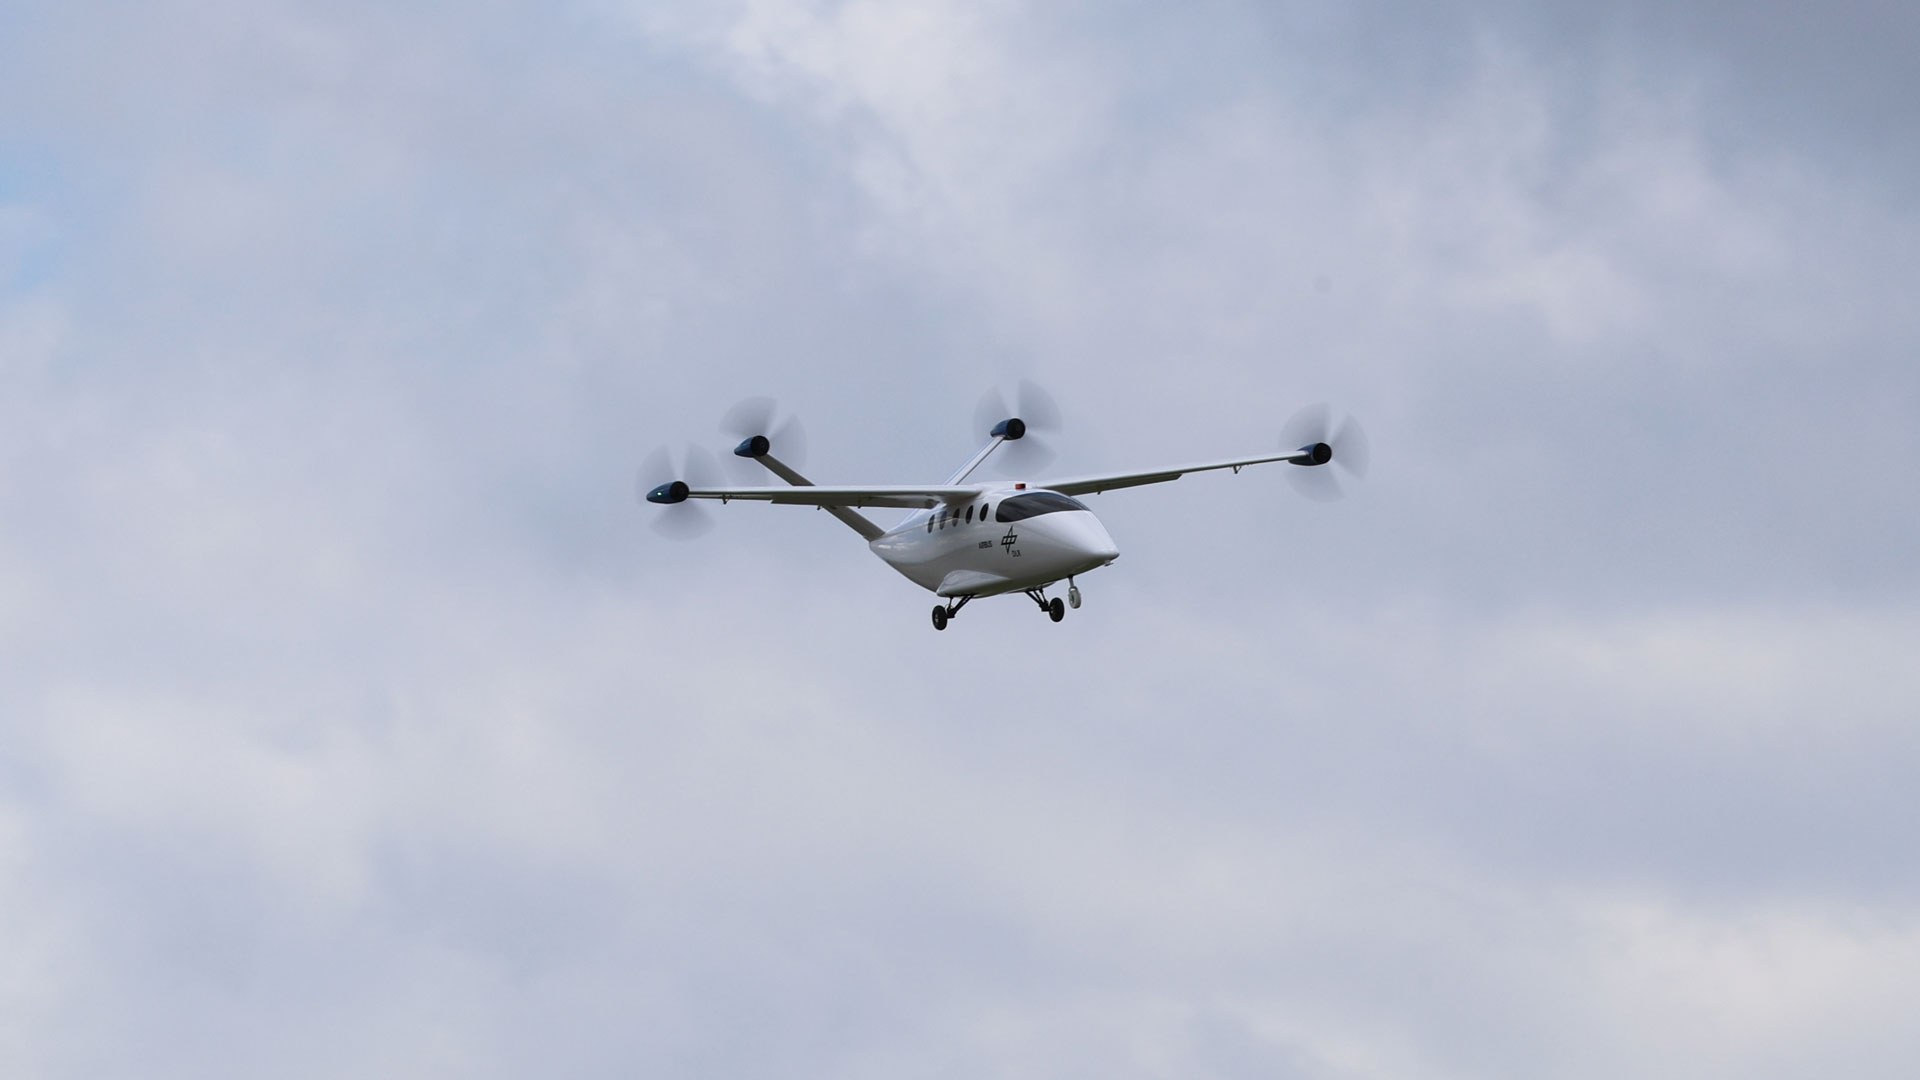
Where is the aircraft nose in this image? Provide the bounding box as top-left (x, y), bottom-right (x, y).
top-left (1087, 522), bottom-right (1120, 563)
top-left (1059, 512), bottom-right (1120, 564)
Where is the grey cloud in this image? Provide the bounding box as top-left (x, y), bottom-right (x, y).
top-left (4, 1), bottom-right (1919, 1077)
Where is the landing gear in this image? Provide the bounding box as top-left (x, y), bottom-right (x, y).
top-left (931, 595), bottom-right (972, 631)
top-left (1023, 586), bottom-right (1068, 624)
top-left (934, 588), bottom-right (1076, 628)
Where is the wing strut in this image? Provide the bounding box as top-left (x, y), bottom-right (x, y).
top-left (739, 443), bottom-right (885, 541)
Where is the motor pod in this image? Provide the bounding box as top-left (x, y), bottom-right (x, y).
top-left (720, 397), bottom-right (807, 474)
top-left (1277, 403), bottom-right (1368, 502)
top-left (975, 381), bottom-right (1062, 471)
top-left (1290, 442), bottom-right (1333, 467)
top-left (647, 480), bottom-right (691, 504)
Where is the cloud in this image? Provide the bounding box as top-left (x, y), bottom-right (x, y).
top-left (3, 1), bottom-right (1918, 1076)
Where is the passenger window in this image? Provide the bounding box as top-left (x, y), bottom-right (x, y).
top-left (965, 505), bottom-right (974, 523)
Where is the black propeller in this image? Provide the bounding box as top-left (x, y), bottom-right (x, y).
top-left (636, 443), bottom-right (725, 539)
top-left (973, 378), bottom-right (1064, 473)
top-left (1278, 402), bottom-right (1371, 502)
top-left (719, 396), bottom-right (808, 483)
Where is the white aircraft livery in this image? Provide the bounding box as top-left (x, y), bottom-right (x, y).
top-left (642, 389), bottom-right (1367, 630)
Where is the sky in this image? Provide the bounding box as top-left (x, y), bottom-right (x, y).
top-left (3, 1), bottom-right (1918, 1076)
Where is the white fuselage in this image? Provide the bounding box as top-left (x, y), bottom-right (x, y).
top-left (867, 487), bottom-right (1120, 597)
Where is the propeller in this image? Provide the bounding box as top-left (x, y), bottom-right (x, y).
top-left (973, 378), bottom-right (1064, 473)
top-left (1278, 402), bottom-right (1371, 502)
top-left (636, 443), bottom-right (725, 539)
top-left (719, 395), bottom-right (808, 483)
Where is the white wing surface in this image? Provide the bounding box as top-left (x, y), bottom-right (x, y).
top-left (1036, 449), bottom-right (1320, 497)
top-left (677, 484), bottom-right (982, 510)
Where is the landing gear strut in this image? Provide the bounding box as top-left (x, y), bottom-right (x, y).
top-left (931, 595), bottom-right (972, 631)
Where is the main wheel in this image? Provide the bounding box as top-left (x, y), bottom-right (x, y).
top-left (1048, 597), bottom-right (1066, 622)
top-left (932, 605), bottom-right (949, 631)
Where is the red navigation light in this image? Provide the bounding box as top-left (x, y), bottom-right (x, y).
top-left (1014, 483), bottom-right (1026, 489)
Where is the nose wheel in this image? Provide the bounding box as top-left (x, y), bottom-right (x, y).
top-left (1068, 578), bottom-right (1082, 610)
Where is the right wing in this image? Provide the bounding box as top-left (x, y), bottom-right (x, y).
top-left (1035, 448), bottom-right (1321, 497)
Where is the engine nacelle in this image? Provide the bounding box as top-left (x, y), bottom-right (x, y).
top-left (1289, 442), bottom-right (1333, 467)
top-left (647, 480), bottom-right (691, 504)
top-left (733, 434), bottom-right (771, 458)
top-left (991, 418), bottom-right (1028, 440)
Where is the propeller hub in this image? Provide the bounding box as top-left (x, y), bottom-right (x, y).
top-left (647, 480), bottom-right (691, 504)
top-left (733, 434), bottom-right (771, 458)
top-left (992, 417), bottom-right (1027, 440)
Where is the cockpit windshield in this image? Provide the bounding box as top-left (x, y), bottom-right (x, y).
top-left (994, 491), bottom-right (1090, 523)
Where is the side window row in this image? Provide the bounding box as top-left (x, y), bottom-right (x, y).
top-left (926, 502), bottom-right (994, 532)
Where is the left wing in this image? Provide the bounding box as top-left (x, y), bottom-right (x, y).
top-left (651, 482), bottom-right (981, 510)
top-left (1035, 448), bottom-right (1321, 497)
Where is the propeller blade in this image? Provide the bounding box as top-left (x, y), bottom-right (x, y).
top-left (1331, 413), bottom-right (1370, 479)
top-left (1009, 379), bottom-right (1062, 470)
top-left (1015, 378), bottom-right (1062, 432)
top-left (652, 500), bottom-right (715, 540)
top-left (1287, 466), bottom-right (1345, 503)
top-left (720, 396), bottom-right (778, 443)
top-left (1279, 401), bottom-right (1332, 449)
top-left (973, 386), bottom-right (1011, 440)
top-left (974, 379), bottom-right (1064, 473)
top-left (1009, 438), bottom-right (1057, 473)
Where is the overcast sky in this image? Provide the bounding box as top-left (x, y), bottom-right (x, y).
top-left (4, 2), bottom-right (1919, 1077)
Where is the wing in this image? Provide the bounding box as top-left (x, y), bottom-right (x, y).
top-left (669, 484), bottom-right (981, 510)
top-left (1035, 449), bottom-right (1319, 497)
